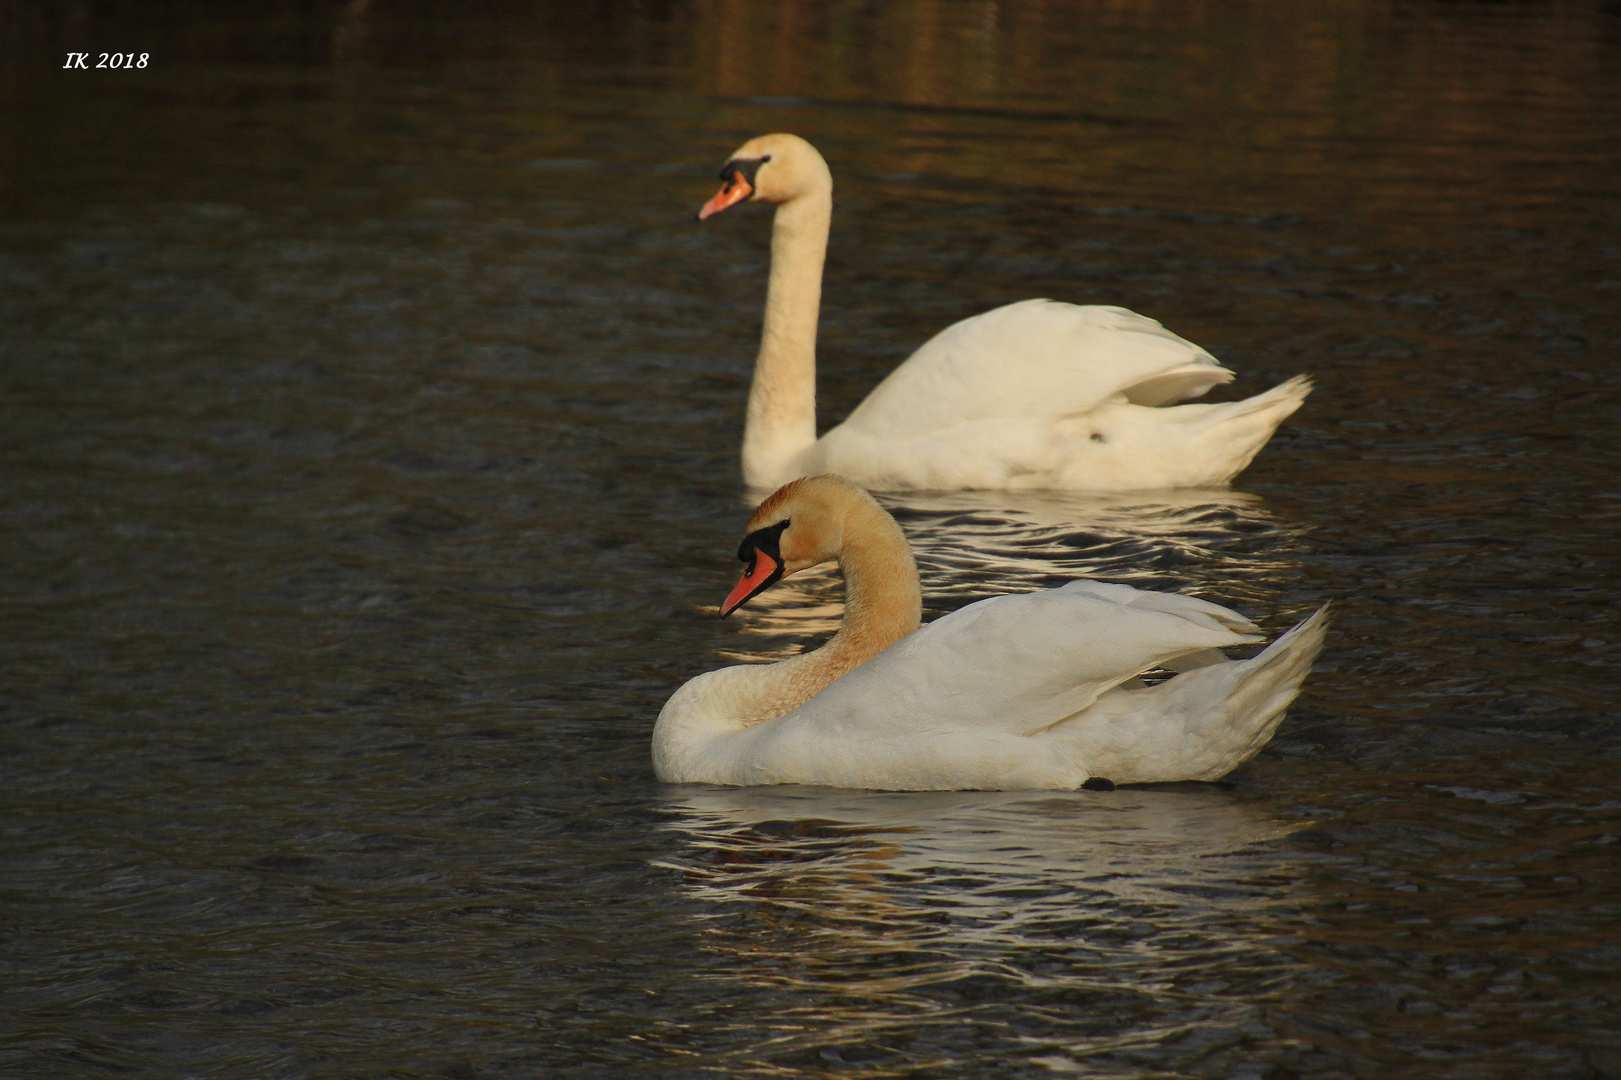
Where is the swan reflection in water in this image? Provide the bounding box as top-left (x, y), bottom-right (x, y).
top-left (673, 488), bottom-right (1316, 1063)
top-left (656, 784), bottom-right (1309, 1065)
top-left (724, 485), bottom-right (1308, 663)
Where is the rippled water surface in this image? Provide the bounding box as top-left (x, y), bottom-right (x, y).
top-left (3, 2), bottom-right (1620, 1076)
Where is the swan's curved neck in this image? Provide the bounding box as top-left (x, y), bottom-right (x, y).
top-left (743, 189), bottom-right (831, 488)
top-left (823, 509), bottom-right (922, 677)
top-left (653, 484), bottom-right (921, 781)
top-left (746, 494), bottom-right (921, 720)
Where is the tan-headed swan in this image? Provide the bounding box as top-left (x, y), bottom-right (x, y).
top-left (654, 475), bottom-right (1328, 790)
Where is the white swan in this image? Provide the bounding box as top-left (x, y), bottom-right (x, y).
top-left (697, 133), bottom-right (1312, 492)
top-left (654, 475), bottom-right (1329, 791)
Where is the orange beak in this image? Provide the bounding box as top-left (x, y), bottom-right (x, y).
top-left (697, 174), bottom-right (753, 221)
top-left (720, 549), bottom-right (781, 617)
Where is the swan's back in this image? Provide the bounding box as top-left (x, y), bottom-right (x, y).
top-left (838, 299), bottom-right (1234, 440)
top-left (769, 580), bottom-right (1263, 741)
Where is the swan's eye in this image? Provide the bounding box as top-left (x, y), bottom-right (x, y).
top-left (737, 518), bottom-right (790, 562)
top-left (719, 157), bottom-right (769, 194)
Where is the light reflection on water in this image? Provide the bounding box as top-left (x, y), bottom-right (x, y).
top-left (885, 487), bottom-right (1304, 609)
top-left (2, 1), bottom-right (1619, 1077)
top-left (659, 785), bottom-right (1306, 1072)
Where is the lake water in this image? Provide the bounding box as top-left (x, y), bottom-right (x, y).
top-left (3, 2), bottom-right (1619, 1076)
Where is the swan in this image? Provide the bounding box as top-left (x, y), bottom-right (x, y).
top-left (654, 474), bottom-right (1329, 791)
top-left (697, 133), bottom-right (1312, 492)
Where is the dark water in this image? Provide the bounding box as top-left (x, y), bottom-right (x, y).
top-left (3, 2), bottom-right (1620, 1076)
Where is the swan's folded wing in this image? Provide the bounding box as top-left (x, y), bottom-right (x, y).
top-left (781, 580), bottom-right (1264, 739)
top-left (1061, 579), bottom-right (1261, 635)
top-left (837, 299), bottom-right (1234, 441)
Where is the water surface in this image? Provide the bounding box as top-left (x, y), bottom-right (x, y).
top-left (2, 2), bottom-right (1619, 1077)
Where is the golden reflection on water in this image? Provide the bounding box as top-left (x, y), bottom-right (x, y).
top-left (683, 0), bottom-right (1612, 222)
top-left (884, 485), bottom-right (1282, 577)
top-left (877, 485), bottom-right (1264, 528)
top-left (9, 2), bottom-right (1610, 233)
top-left (657, 785), bottom-right (1305, 1062)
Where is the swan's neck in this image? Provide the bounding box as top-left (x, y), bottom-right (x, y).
top-left (818, 516), bottom-right (923, 686)
top-left (743, 190), bottom-right (830, 488)
top-left (731, 498), bottom-right (922, 722)
top-left (653, 493), bottom-right (921, 783)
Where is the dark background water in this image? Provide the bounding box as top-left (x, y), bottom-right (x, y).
top-left (3, 2), bottom-right (1620, 1077)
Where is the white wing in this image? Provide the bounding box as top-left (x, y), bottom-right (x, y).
top-left (770, 580), bottom-right (1261, 741)
top-left (836, 299), bottom-right (1233, 441)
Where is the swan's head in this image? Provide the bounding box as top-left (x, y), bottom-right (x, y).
top-left (720, 474), bottom-right (869, 617)
top-left (697, 133), bottom-right (832, 221)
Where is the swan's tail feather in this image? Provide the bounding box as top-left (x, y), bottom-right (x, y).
top-left (1196, 374), bottom-right (1313, 484)
top-left (1185, 603), bottom-right (1330, 778)
top-left (1068, 603), bottom-right (1329, 784)
top-left (1229, 373), bottom-right (1314, 418)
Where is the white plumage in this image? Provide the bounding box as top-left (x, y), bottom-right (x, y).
top-left (654, 476), bottom-right (1328, 791)
top-left (698, 134), bottom-right (1312, 492)
top-left (812, 299), bottom-right (1313, 491)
